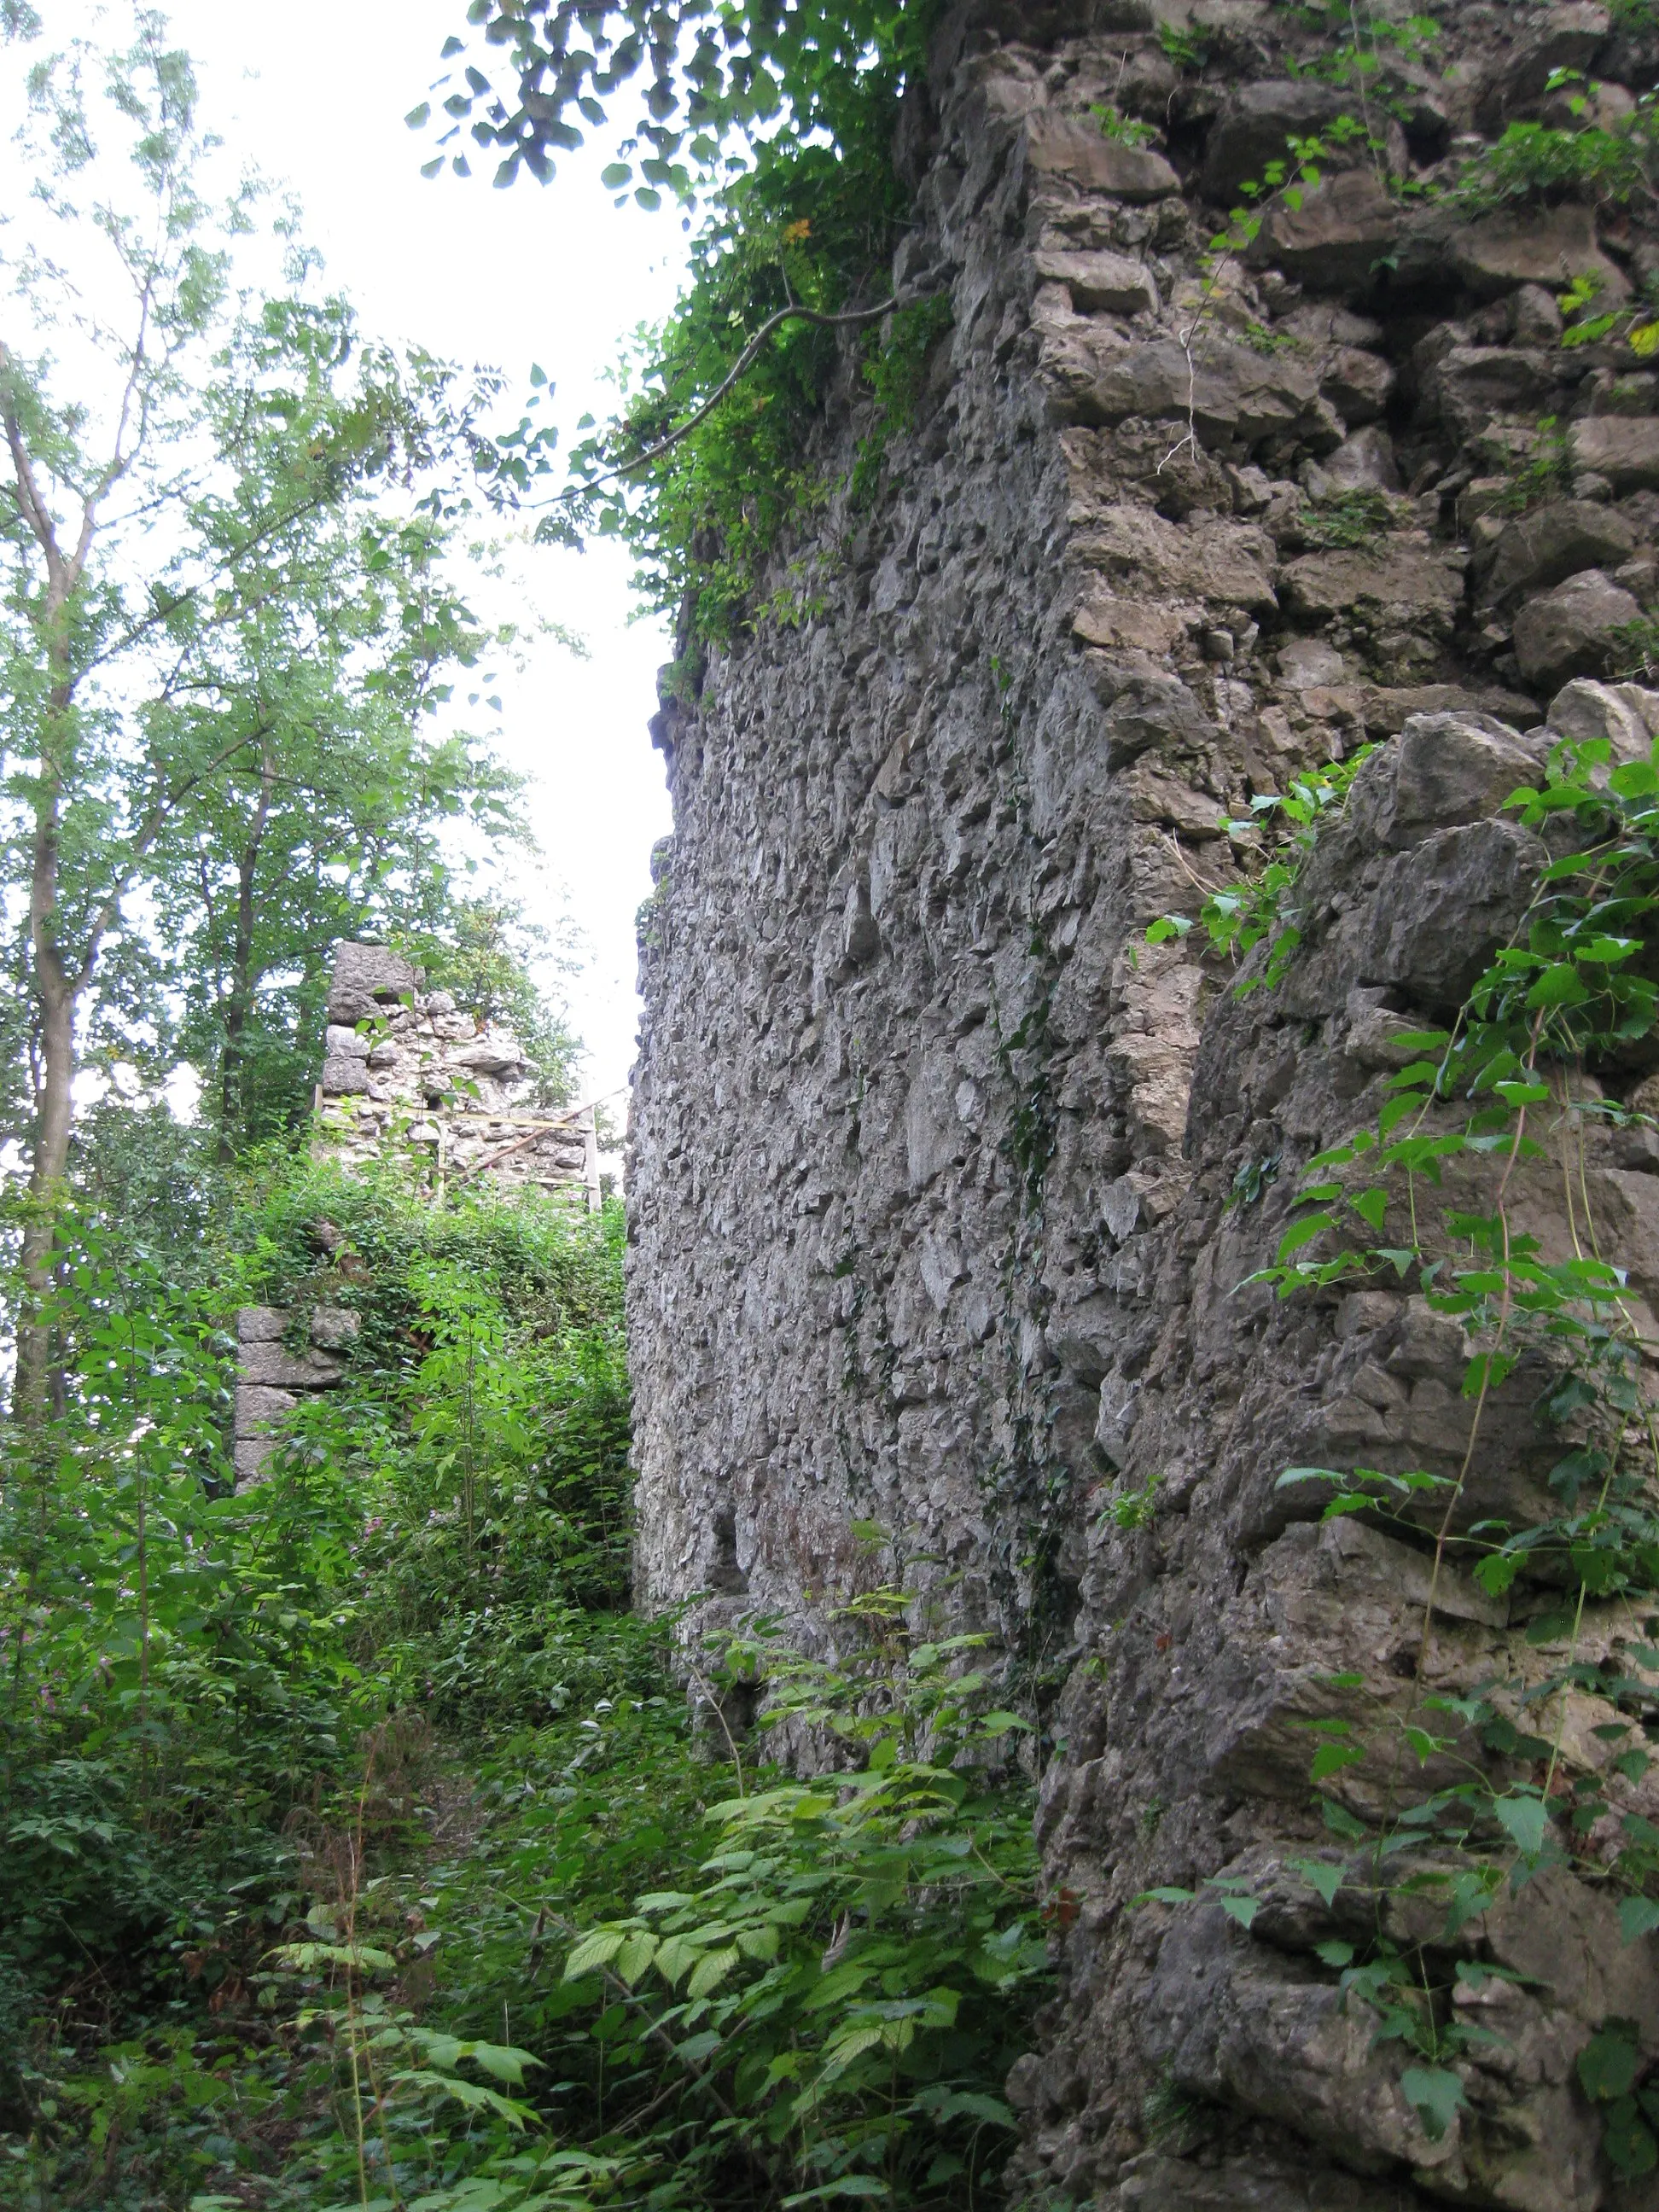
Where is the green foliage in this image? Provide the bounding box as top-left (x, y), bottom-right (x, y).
top-left (1455, 91), bottom-right (1659, 209)
top-left (424, 0), bottom-right (937, 201)
top-left (2, 1153), bottom-right (1042, 2211)
top-left (1552, 260), bottom-right (1659, 358)
top-left (1295, 486), bottom-right (1401, 549)
top-left (1145, 749), bottom-right (1373, 991)
top-left (1090, 102), bottom-right (1156, 148)
top-left (1498, 414), bottom-right (1577, 515)
top-left (559, 123), bottom-right (928, 634)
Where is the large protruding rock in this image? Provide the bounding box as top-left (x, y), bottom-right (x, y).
top-left (327, 941), bottom-right (420, 1026)
top-left (1513, 568), bottom-right (1644, 690)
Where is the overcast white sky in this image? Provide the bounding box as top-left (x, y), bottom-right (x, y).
top-left (55, 0), bottom-right (689, 1108)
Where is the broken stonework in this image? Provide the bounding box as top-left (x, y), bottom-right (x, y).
top-left (314, 940), bottom-right (602, 1202)
top-left (233, 941), bottom-right (602, 1485)
top-left (626, 5), bottom-right (1659, 2206)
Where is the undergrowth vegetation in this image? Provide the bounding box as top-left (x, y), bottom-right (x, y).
top-left (0, 1160), bottom-right (1045, 2212)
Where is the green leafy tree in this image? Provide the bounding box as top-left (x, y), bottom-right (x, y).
top-left (0, 18), bottom-right (516, 1405)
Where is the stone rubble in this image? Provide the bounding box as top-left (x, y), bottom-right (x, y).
top-left (626, 3), bottom-right (1659, 2205)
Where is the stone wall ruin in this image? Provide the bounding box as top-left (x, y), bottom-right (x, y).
top-left (626, 4), bottom-right (1659, 2208)
top-left (231, 940), bottom-right (601, 1484)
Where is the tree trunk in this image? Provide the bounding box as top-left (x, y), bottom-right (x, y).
top-left (14, 773), bottom-right (76, 1423)
top-left (217, 744), bottom-right (275, 1162)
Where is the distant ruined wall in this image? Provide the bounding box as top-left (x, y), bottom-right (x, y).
top-left (626, 6), bottom-right (1659, 2207)
top-left (232, 941), bottom-right (600, 1485)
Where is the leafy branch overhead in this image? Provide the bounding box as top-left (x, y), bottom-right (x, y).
top-left (410, 0), bottom-right (931, 201)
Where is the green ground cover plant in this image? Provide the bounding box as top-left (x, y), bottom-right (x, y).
top-left (0, 1158), bottom-right (1045, 2212)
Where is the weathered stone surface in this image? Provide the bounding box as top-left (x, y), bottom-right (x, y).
top-left (626, 13), bottom-right (1659, 2209)
top-left (1033, 245), bottom-right (1159, 316)
top-left (1022, 113), bottom-right (1179, 201)
top-left (233, 1437), bottom-right (276, 1486)
top-left (1475, 498), bottom-right (1636, 608)
top-left (1420, 345), bottom-right (1561, 445)
top-left (1512, 568), bottom-right (1644, 689)
top-left (1201, 80), bottom-right (1349, 203)
top-left (309, 1306), bottom-right (362, 1351)
top-left (1314, 422), bottom-right (1400, 493)
top-left (320, 1052), bottom-right (373, 1096)
top-left (1450, 202), bottom-right (1626, 301)
top-left (1568, 414), bottom-right (1659, 493)
top-left (1074, 504), bottom-right (1279, 610)
top-left (236, 1305), bottom-right (288, 1343)
top-left (237, 1340), bottom-right (345, 1389)
top-left (1474, 3), bottom-right (1613, 128)
top-left (1279, 544), bottom-right (1466, 631)
top-left (1250, 168), bottom-right (1396, 293)
top-left (1347, 711), bottom-right (1548, 850)
top-left (234, 1382), bottom-right (296, 1439)
top-left (1072, 335), bottom-right (1328, 452)
top-left (1319, 346), bottom-right (1394, 425)
top-left (1358, 817), bottom-right (1548, 1015)
top-left (1546, 676), bottom-right (1659, 762)
top-left (327, 940), bottom-right (419, 1025)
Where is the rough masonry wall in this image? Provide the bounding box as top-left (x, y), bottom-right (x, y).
top-left (627, 5), bottom-right (1659, 2207)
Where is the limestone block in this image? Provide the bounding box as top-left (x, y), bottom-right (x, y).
top-left (327, 940), bottom-right (418, 1025)
top-left (1033, 246), bottom-right (1158, 317)
top-left (1073, 504), bottom-right (1278, 613)
top-left (234, 1437), bottom-right (276, 1487)
top-left (1251, 168), bottom-right (1396, 294)
top-left (310, 1306), bottom-right (361, 1351)
top-left (1476, 498), bottom-right (1635, 609)
top-left (450, 1039), bottom-right (528, 1076)
top-left (1022, 114), bottom-right (1179, 201)
top-left (1279, 544), bottom-right (1466, 632)
top-left (320, 1052), bottom-right (373, 1096)
top-left (1476, 3), bottom-right (1615, 128)
top-left (1346, 711), bottom-right (1548, 851)
top-left (236, 1305), bottom-right (288, 1344)
top-left (1317, 345), bottom-right (1393, 426)
top-left (1073, 590), bottom-right (1186, 656)
top-left (235, 1382), bottom-right (296, 1438)
top-left (1202, 79), bottom-right (1349, 203)
top-left (1568, 415), bottom-right (1659, 494)
top-left (1360, 818), bottom-right (1546, 1010)
top-left (1545, 677), bottom-right (1658, 764)
top-left (238, 1340), bottom-right (344, 1388)
top-left (324, 1024), bottom-right (370, 1057)
top-left (1422, 344), bottom-right (1561, 444)
top-left (1313, 422), bottom-right (1398, 493)
top-left (1451, 202), bottom-right (1627, 301)
top-left (1080, 336), bottom-right (1325, 453)
top-left (1513, 568), bottom-right (1643, 690)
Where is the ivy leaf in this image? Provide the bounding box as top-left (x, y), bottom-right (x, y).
top-left (1580, 2021), bottom-right (1642, 2103)
top-left (1214, 1890), bottom-right (1259, 1930)
top-left (1618, 1896), bottom-right (1659, 1945)
top-left (1493, 1793), bottom-right (1550, 1858)
top-left (1350, 1186), bottom-right (1388, 1233)
top-left (1290, 1857), bottom-right (1343, 1908)
top-left (1604, 2098), bottom-right (1658, 2177)
top-left (1311, 1742), bottom-right (1365, 1784)
top-left (1400, 2064), bottom-right (1466, 2141)
top-left (1277, 1210), bottom-right (1335, 1260)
